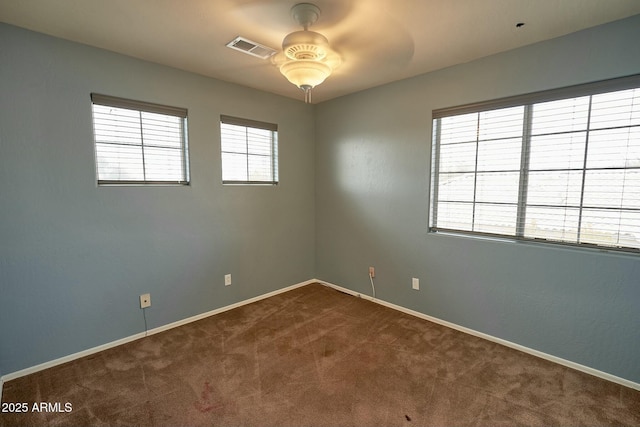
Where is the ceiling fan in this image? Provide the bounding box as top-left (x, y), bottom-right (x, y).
top-left (227, 2), bottom-right (340, 103)
top-left (274, 3), bottom-right (341, 103)
top-left (226, 1), bottom-right (414, 103)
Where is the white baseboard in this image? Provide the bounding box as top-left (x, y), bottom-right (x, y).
top-left (317, 279), bottom-right (640, 391)
top-left (0, 279), bottom-right (315, 388)
top-left (145, 279), bottom-right (314, 337)
top-left (2, 277), bottom-right (637, 402)
top-left (1, 332), bottom-right (146, 384)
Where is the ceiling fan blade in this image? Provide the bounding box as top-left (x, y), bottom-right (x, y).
top-left (326, 3), bottom-right (415, 76)
top-left (230, 0), bottom-right (355, 32)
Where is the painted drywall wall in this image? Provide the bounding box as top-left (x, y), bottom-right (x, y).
top-left (0, 23), bottom-right (315, 375)
top-left (315, 15), bottom-right (640, 383)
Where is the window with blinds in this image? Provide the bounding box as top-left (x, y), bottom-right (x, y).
top-left (90, 94), bottom-right (189, 185)
top-left (220, 115), bottom-right (278, 185)
top-left (430, 75), bottom-right (640, 253)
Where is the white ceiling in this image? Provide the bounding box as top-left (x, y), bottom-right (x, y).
top-left (2, 0), bottom-right (640, 103)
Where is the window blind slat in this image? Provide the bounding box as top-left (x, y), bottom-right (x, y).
top-left (91, 93), bottom-right (187, 118)
top-left (433, 74), bottom-right (640, 119)
top-left (220, 115), bottom-right (278, 132)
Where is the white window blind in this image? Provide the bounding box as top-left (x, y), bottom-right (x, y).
top-left (430, 75), bottom-right (640, 253)
top-left (91, 94), bottom-right (189, 185)
top-left (220, 115), bottom-right (278, 185)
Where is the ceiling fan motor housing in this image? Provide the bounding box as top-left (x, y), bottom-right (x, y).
top-left (282, 30), bottom-right (329, 60)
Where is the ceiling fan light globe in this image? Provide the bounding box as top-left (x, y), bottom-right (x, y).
top-left (280, 60), bottom-right (332, 89)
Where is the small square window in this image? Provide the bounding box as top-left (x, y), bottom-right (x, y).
top-left (91, 94), bottom-right (189, 185)
top-left (220, 115), bottom-right (278, 185)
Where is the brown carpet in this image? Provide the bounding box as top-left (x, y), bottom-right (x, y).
top-left (1, 283), bottom-right (639, 426)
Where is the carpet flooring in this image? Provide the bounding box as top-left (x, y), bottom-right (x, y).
top-left (1, 283), bottom-right (639, 426)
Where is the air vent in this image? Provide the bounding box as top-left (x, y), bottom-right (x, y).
top-left (226, 36), bottom-right (277, 59)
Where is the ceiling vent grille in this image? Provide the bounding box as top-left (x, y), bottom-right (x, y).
top-left (226, 36), bottom-right (277, 59)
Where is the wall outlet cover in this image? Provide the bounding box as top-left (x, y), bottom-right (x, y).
top-left (225, 274), bottom-right (232, 286)
top-left (140, 293), bottom-right (151, 308)
top-left (412, 278), bottom-right (419, 290)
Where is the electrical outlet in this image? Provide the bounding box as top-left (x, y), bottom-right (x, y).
top-left (225, 274), bottom-right (232, 286)
top-left (369, 266), bottom-right (375, 278)
top-left (412, 278), bottom-right (419, 290)
top-left (140, 293), bottom-right (151, 308)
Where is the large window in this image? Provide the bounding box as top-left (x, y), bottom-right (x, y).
top-left (220, 115), bottom-right (278, 185)
top-left (91, 94), bottom-right (189, 185)
top-left (430, 75), bottom-right (640, 253)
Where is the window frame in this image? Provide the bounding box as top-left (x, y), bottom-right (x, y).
top-left (429, 74), bottom-right (640, 254)
top-left (90, 93), bottom-right (190, 186)
top-left (220, 115), bottom-right (279, 185)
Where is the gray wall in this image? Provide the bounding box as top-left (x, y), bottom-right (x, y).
top-left (0, 23), bottom-right (315, 375)
top-left (315, 15), bottom-right (640, 383)
top-left (2, 14), bottom-right (640, 385)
